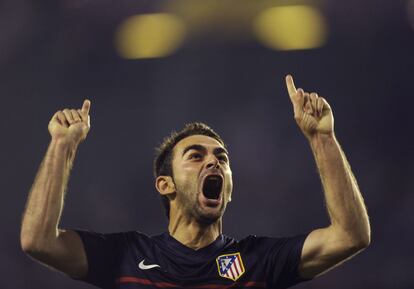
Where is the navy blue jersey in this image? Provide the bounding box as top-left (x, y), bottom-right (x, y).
top-left (72, 229), bottom-right (310, 289)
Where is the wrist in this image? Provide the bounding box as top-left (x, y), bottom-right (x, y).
top-left (308, 132), bottom-right (336, 149)
top-left (50, 137), bottom-right (80, 152)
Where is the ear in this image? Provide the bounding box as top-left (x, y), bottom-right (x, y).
top-left (155, 176), bottom-right (176, 196)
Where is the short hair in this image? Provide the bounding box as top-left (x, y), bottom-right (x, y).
top-left (153, 122), bottom-right (226, 219)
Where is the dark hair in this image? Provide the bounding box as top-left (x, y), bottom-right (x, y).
top-left (153, 122), bottom-right (225, 219)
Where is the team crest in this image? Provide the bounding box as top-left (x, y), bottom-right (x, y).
top-left (216, 252), bottom-right (245, 281)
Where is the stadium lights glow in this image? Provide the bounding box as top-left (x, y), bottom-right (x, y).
top-left (114, 13), bottom-right (186, 59)
top-left (407, 0), bottom-right (414, 31)
top-left (252, 5), bottom-right (328, 51)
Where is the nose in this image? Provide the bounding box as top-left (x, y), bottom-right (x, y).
top-left (206, 155), bottom-right (220, 169)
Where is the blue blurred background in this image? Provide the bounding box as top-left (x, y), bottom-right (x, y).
top-left (1, 0), bottom-right (413, 288)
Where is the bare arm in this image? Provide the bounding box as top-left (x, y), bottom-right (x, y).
top-left (20, 100), bottom-right (91, 278)
top-left (300, 134), bottom-right (370, 278)
top-left (285, 75), bottom-right (370, 279)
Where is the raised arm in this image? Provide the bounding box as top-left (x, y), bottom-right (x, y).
top-left (285, 75), bottom-right (370, 279)
top-left (20, 100), bottom-right (91, 278)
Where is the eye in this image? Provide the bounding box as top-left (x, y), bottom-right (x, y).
top-left (218, 155), bottom-right (229, 163)
top-left (189, 153), bottom-right (202, 160)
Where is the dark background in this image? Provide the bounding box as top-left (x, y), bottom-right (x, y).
top-left (1, 0), bottom-right (413, 288)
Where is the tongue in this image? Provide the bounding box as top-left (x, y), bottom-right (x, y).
top-left (203, 177), bottom-right (222, 200)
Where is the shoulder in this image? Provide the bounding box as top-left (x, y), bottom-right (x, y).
top-left (73, 229), bottom-right (154, 249)
top-left (236, 233), bottom-right (310, 253)
top-left (73, 228), bottom-right (141, 240)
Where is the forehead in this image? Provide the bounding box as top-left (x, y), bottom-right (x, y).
top-left (173, 135), bottom-right (225, 155)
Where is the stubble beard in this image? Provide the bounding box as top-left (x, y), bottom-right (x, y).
top-left (193, 200), bottom-right (225, 226)
top-left (174, 179), bottom-right (225, 226)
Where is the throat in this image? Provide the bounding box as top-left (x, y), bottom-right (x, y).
top-left (168, 214), bottom-right (222, 250)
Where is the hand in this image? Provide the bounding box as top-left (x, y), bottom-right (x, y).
top-left (285, 75), bottom-right (334, 140)
top-left (48, 100), bottom-right (91, 145)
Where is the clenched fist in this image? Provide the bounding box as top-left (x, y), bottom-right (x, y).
top-left (48, 100), bottom-right (91, 144)
top-left (285, 75), bottom-right (334, 140)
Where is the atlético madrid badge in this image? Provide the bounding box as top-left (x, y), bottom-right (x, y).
top-left (216, 252), bottom-right (245, 281)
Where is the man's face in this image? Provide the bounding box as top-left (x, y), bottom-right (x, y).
top-left (170, 135), bottom-right (233, 224)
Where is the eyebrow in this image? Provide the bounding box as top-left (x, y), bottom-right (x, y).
top-left (182, 144), bottom-right (229, 157)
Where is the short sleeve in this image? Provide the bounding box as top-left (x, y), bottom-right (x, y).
top-left (71, 229), bottom-right (126, 289)
top-left (256, 233), bottom-right (311, 289)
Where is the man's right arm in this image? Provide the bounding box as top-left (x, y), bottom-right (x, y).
top-left (20, 100), bottom-right (91, 278)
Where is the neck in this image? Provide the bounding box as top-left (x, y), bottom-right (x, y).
top-left (168, 212), bottom-right (222, 250)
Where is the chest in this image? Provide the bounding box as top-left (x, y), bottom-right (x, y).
top-left (114, 244), bottom-right (267, 288)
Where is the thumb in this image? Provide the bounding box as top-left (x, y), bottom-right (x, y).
top-left (81, 99), bottom-right (91, 115)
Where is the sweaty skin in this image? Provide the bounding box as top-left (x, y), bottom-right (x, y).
top-left (20, 100), bottom-right (91, 278)
top-left (155, 135), bottom-right (233, 250)
top-left (20, 75), bottom-right (370, 282)
top-left (285, 75), bottom-right (370, 278)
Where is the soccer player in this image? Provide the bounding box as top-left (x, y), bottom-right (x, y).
top-left (20, 75), bottom-right (370, 289)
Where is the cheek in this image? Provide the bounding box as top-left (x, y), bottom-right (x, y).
top-left (173, 161), bottom-right (191, 178)
top-left (173, 164), bottom-right (200, 190)
top-left (224, 173), bottom-right (233, 194)
top-left (225, 167), bottom-right (232, 183)
top-left (178, 164), bottom-right (198, 181)
top-left (227, 180), bottom-right (233, 194)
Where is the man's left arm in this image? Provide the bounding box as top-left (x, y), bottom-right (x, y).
top-left (285, 75), bottom-right (371, 279)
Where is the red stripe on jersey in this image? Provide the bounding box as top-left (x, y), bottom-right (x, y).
top-left (117, 277), bottom-right (266, 288)
top-left (117, 277), bottom-right (178, 287)
top-left (194, 282), bottom-right (265, 288)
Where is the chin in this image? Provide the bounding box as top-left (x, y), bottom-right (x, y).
top-left (195, 213), bottom-right (221, 226)
top-left (194, 205), bottom-right (226, 226)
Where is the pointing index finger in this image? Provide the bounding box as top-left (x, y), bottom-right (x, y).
top-left (285, 74), bottom-right (297, 97)
top-left (81, 99), bottom-right (91, 115)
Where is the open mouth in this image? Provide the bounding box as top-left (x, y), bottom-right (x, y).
top-left (202, 175), bottom-right (223, 200)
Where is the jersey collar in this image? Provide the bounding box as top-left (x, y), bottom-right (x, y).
top-left (160, 232), bottom-right (228, 257)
